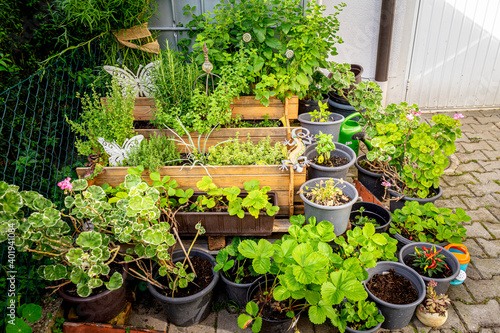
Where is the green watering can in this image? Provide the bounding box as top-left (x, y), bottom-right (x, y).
top-left (338, 112), bottom-right (372, 156)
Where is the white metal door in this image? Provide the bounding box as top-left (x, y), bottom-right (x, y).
top-left (406, 0), bottom-right (500, 110)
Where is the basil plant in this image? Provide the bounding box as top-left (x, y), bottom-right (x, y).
top-left (0, 180), bottom-right (123, 297)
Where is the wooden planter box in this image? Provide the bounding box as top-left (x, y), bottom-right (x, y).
top-left (76, 165), bottom-right (305, 217)
top-left (63, 322), bottom-right (164, 333)
top-left (176, 191), bottom-right (278, 236)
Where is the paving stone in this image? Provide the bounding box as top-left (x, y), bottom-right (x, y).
top-left (462, 123), bottom-right (500, 133)
top-left (455, 162), bottom-right (486, 174)
top-left (471, 171), bottom-right (500, 184)
top-left (442, 173), bottom-right (478, 186)
top-left (483, 149), bottom-right (500, 160)
top-left (455, 151), bottom-right (489, 163)
top-left (463, 239), bottom-right (488, 258)
top-left (466, 182), bottom-right (500, 196)
top-left (461, 195), bottom-right (499, 210)
top-left (414, 306), bottom-right (465, 332)
top-left (464, 262), bottom-right (483, 280)
top-left (467, 130), bottom-right (500, 142)
top-left (485, 208), bottom-right (500, 224)
top-left (476, 238), bottom-right (500, 257)
top-left (477, 160), bottom-right (500, 172)
top-left (296, 315), bottom-right (314, 333)
top-left (483, 222), bottom-right (500, 237)
top-left (447, 283), bottom-right (474, 303)
top-left (442, 184), bottom-right (474, 198)
top-left (463, 276), bottom-right (500, 302)
top-left (476, 115), bottom-right (500, 124)
top-left (314, 323), bottom-right (336, 332)
top-left (454, 300), bottom-right (500, 332)
top-left (128, 296), bottom-right (169, 331)
top-left (461, 141), bottom-right (494, 153)
top-left (435, 197), bottom-right (467, 210)
top-left (468, 208), bottom-right (499, 224)
top-left (471, 258), bottom-right (500, 279)
top-left (168, 312), bottom-right (216, 333)
top-left (465, 223), bottom-right (493, 239)
top-left (215, 310), bottom-right (245, 333)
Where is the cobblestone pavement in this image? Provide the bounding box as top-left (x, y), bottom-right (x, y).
top-left (129, 110), bottom-right (500, 333)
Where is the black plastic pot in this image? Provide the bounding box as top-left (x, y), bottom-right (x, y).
top-left (327, 93), bottom-right (359, 121)
top-left (354, 155), bottom-right (386, 201)
top-left (147, 249), bottom-right (219, 327)
top-left (298, 97), bottom-right (328, 115)
top-left (350, 201), bottom-right (391, 233)
top-left (388, 187), bottom-right (443, 213)
top-left (304, 142), bottom-right (356, 180)
top-left (345, 312), bottom-right (383, 333)
top-left (58, 264), bottom-right (128, 323)
top-left (364, 261), bottom-right (426, 330)
top-left (392, 232), bottom-right (448, 249)
top-left (399, 242), bottom-right (460, 295)
top-left (220, 273), bottom-right (253, 309)
top-left (247, 275), bottom-right (302, 333)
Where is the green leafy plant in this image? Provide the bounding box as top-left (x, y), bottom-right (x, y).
top-left (5, 303), bottom-right (42, 333)
top-left (192, 177), bottom-right (280, 219)
top-left (418, 280), bottom-right (450, 316)
top-left (203, 135), bottom-right (286, 166)
top-left (300, 178), bottom-right (351, 207)
top-left (338, 300), bottom-right (384, 333)
top-left (409, 246), bottom-right (450, 278)
top-left (125, 132), bottom-right (180, 172)
top-left (309, 100), bottom-right (331, 122)
top-left (214, 237), bottom-right (257, 284)
top-left (182, 0), bottom-right (346, 106)
top-left (66, 78), bottom-right (136, 160)
top-left (315, 132), bottom-right (336, 165)
top-left (390, 201), bottom-right (469, 243)
top-left (352, 207), bottom-right (379, 227)
top-left (237, 215), bottom-right (396, 332)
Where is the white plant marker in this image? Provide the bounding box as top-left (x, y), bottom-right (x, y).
top-left (97, 135), bottom-right (144, 166)
top-left (103, 61), bottom-right (158, 97)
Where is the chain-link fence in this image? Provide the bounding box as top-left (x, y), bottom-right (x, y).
top-left (0, 41), bottom-right (104, 329)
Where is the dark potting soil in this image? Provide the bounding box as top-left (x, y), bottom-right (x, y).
top-left (404, 256), bottom-right (453, 279)
top-left (156, 256), bottom-right (214, 298)
top-left (312, 155), bottom-right (349, 168)
top-left (225, 263), bottom-right (258, 284)
top-left (252, 288), bottom-right (292, 321)
top-left (63, 262), bottom-right (123, 298)
top-left (366, 269), bottom-right (419, 304)
top-left (134, 121), bottom-right (155, 129)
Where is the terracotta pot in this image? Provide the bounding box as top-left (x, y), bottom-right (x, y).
top-left (416, 306), bottom-right (448, 327)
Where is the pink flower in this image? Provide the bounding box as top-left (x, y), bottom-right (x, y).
top-left (406, 114), bottom-right (414, 120)
top-left (388, 156), bottom-right (392, 161)
top-left (454, 113), bottom-right (464, 119)
top-left (57, 177), bottom-right (73, 191)
top-left (381, 181), bottom-right (392, 187)
top-left (414, 110), bottom-right (422, 117)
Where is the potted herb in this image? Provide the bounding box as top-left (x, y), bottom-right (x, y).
top-left (298, 70), bottom-right (331, 115)
top-left (177, 176), bottom-right (280, 236)
top-left (304, 132), bottom-right (356, 180)
top-left (341, 300), bottom-right (384, 333)
top-left (399, 243), bottom-right (460, 295)
top-left (364, 262), bottom-right (426, 330)
top-left (298, 100), bottom-right (344, 141)
top-left (0, 179), bottom-right (127, 323)
top-left (350, 202), bottom-right (391, 233)
top-left (237, 216), bottom-right (397, 333)
top-left (215, 237), bottom-right (259, 308)
top-left (389, 201), bottom-right (470, 246)
top-left (299, 178), bottom-right (358, 236)
top-left (416, 280), bottom-right (451, 327)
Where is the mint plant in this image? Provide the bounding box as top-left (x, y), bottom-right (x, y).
top-left (390, 201), bottom-right (469, 243)
top-left (352, 207), bottom-right (380, 227)
top-left (315, 132), bottom-right (337, 165)
top-left (310, 100), bottom-right (331, 122)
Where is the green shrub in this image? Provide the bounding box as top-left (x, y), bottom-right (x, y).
top-left (204, 135), bottom-right (285, 166)
top-left (126, 132), bottom-right (180, 172)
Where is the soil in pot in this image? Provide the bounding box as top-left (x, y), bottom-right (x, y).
top-left (366, 269), bottom-right (419, 305)
top-left (304, 191), bottom-right (352, 207)
top-left (154, 256), bottom-right (214, 298)
top-left (252, 288), bottom-right (292, 321)
top-left (311, 154), bottom-right (349, 168)
top-left (404, 257), bottom-right (453, 279)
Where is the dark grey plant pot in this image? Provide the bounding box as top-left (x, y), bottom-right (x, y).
top-left (399, 242), bottom-right (460, 295)
top-left (350, 201), bottom-right (391, 233)
top-left (392, 232), bottom-right (448, 249)
top-left (304, 142), bottom-right (356, 180)
top-left (220, 273), bottom-right (253, 309)
top-left (299, 177), bottom-right (358, 236)
top-left (147, 249), bottom-right (219, 327)
top-left (354, 155), bottom-right (386, 201)
top-left (388, 187), bottom-right (443, 213)
top-left (298, 112), bottom-right (344, 143)
top-left (364, 261), bottom-right (426, 330)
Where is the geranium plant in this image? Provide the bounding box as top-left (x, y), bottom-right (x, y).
top-left (389, 201), bottom-right (470, 243)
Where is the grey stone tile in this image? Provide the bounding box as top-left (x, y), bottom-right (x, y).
top-left (461, 195), bottom-right (499, 211)
top-left (463, 276), bottom-right (500, 302)
top-left (465, 223), bottom-right (493, 239)
top-left (467, 208), bottom-right (499, 224)
top-left (216, 310), bottom-right (245, 333)
top-left (477, 160), bottom-right (500, 172)
top-left (448, 283), bottom-right (474, 303)
top-left (463, 239), bottom-right (488, 259)
top-left (463, 262), bottom-right (483, 280)
top-left (441, 174), bottom-right (478, 187)
top-left (435, 197), bottom-right (467, 210)
top-left (314, 323), bottom-right (336, 333)
top-left (454, 300), bottom-right (500, 332)
top-left (483, 150), bottom-right (500, 160)
top-left (128, 296), bottom-right (169, 331)
top-left (475, 238), bottom-right (500, 257)
top-left (483, 222), bottom-right (500, 237)
top-left (470, 258), bottom-right (500, 279)
top-left (442, 184), bottom-right (474, 199)
top-left (455, 162), bottom-right (486, 174)
top-left (471, 171), bottom-right (500, 184)
top-left (169, 312), bottom-right (216, 333)
top-left (455, 151), bottom-right (489, 163)
top-left (461, 141), bottom-right (494, 153)
top-left (296, 315), bottom-right (315, 333)
top-left (466, 182), bottom-right (500, 196)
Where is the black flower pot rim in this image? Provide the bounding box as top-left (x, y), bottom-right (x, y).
top-left (387, 186), bottom-right (443, 202)
top-left (350, 201), bottom-right (391, 232)
top-left (220, 272), bottom-right (254, 288)
top-left (354, 155), bottom-right (384, 178)
top-left (398, 242), bottom-right (461, 284)
top-left (147, 249), bottom-right (219, 305)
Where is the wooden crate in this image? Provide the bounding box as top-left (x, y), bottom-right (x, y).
top-left (76, 165), bottom-right (306, 217)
